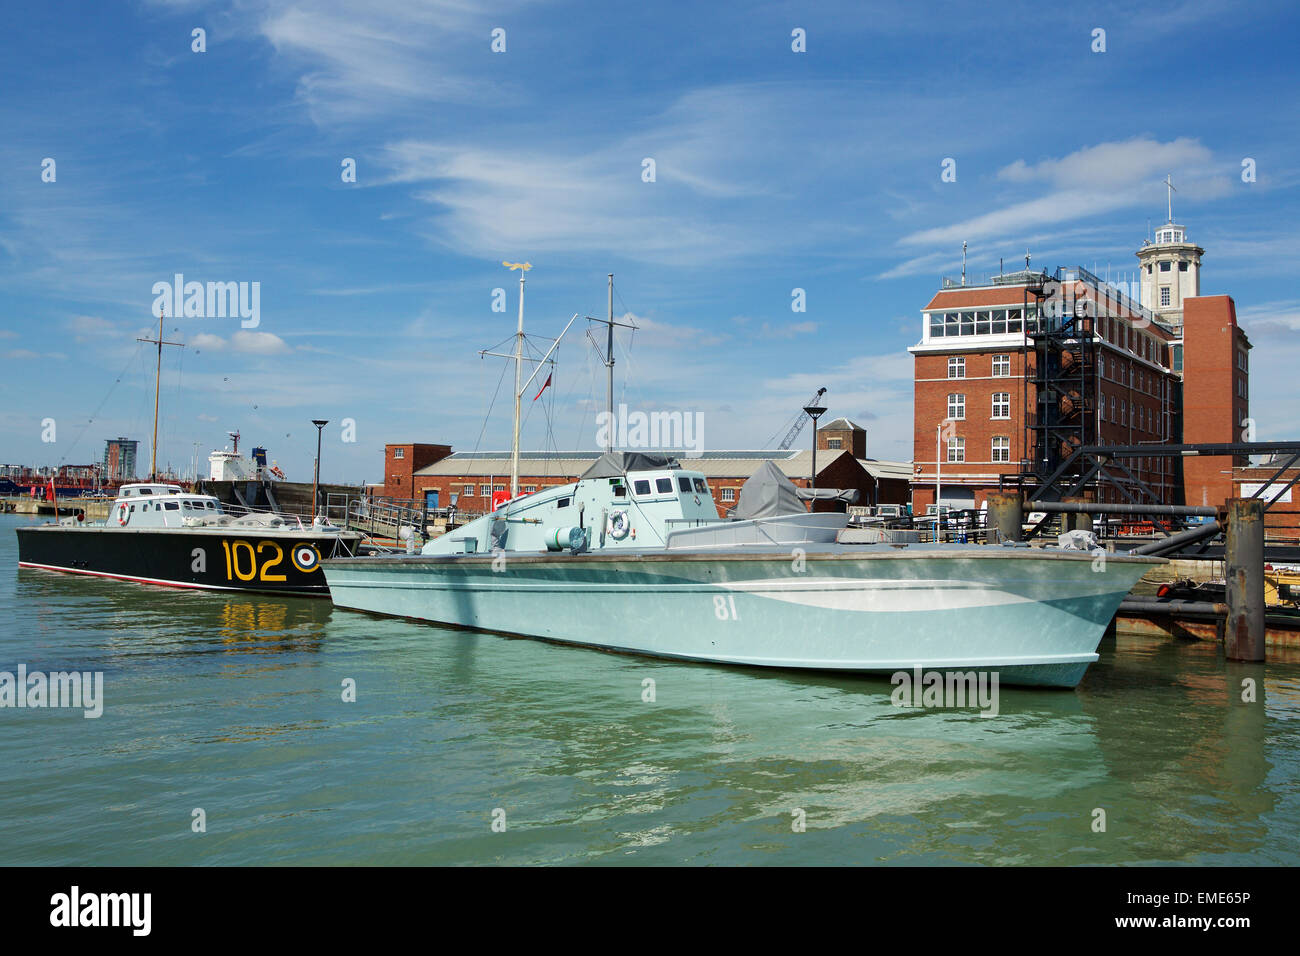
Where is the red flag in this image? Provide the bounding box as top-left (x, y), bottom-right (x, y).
top-left (533, 372), bottom-right (552, 401)
top-left (46, 477), bottom-right (56, 502)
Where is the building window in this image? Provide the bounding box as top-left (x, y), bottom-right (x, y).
top-left (479, 484), bottom-right (491, 496)
top-left (494, 484), bottom-right (505, 493)
top-left (464, 485), bottom-right (475, 497)
top-left (523, 485), bottom-right (536, 493)
top-left (1110, 395), bottom-right (1116, 422)
top-left (992, 436), bottom-right (1010, 463)
top-left (826, 438), bottom-right (842, 449)
top-left (992, 392), bottom-right (1011, 419)
top-left (721, 487), bottom-right (736, 502)
top-left (946, 437), bottom-right (965, 463)
top-left (393, 448), bottom-right (405, 460)
top-left (948, 356), bottom-right (965, 378)
top-left (1121, 400), bottom-right (1127, 426)
top-left (1172, 344), bottom-right (1183, 373)
top-left (1160, 260), bottom-right (1171, 272)
top-left (1160, 286), bottom-right (1171, 307)
top-left (992, 354), bottom-right (1010, 377)
top-left (947, 393), bottom-right (965, 420)
top-left (1179, 261), bottom-right (1189, 272)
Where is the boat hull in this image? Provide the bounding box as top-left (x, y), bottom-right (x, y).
top-left (16, 525), bottom-right (362, 596)
top-left (323, 547), bottom-right (1161, 686)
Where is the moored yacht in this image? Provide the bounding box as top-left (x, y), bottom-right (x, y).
top-left (17, 482), bottom-right (362, 596)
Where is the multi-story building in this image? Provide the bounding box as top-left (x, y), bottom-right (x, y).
top-left (103, 438), bottom-right (138, 483)
top-left (909, 216), bottom-right (1247, 511)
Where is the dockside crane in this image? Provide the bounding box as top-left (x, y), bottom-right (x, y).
top-left (776, 387), bottom-right (827, 450)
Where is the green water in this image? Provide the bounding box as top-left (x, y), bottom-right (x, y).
top-left (2, 513), bottom-right (1297, 865)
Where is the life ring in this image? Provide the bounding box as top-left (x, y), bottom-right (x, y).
top-left (607, 510), bottom-right (631, 540)
top-left (117, 503), bottom-right (129, 526)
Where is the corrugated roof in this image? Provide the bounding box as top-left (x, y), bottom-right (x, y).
top-left (858, 458), bottom-right (913, 480)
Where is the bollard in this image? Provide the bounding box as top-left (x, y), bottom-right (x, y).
top-left (1224, 498), bottom-right (1265, 662)
top-left (985, 491), bottom-right (1023, 543)
top-left (1062, 497), bottom-right (1091, 532)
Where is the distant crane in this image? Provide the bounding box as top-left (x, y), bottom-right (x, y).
top-left (776, 387), bottom-right (827, 450)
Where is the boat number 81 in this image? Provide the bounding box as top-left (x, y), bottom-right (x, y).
top-left (220, 539), bottom-right (292, 582)
top-left (713, 594), bottom-right (739, 620)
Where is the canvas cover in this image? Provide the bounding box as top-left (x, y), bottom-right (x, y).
top-left (731, 460), bottom-right (858, 518)
top-left (579, 451), bottom-right (680, 480)
top-left (730, 460), bottom-right (806, 519)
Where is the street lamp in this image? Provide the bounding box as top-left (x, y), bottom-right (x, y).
top-left (312, 419), bottom-right (329, 519)
top-left (803, 400), bottom-right (827, 494)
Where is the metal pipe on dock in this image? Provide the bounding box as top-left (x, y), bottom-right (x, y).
top-left (1027, 501), bottom-right (1217, 516)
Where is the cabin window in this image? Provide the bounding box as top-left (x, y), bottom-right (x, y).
top-left (612, 483), bottom-right (627, 498)
top-left (692, 478), bottom-right (707, 494)
top-left (129, 504), bottom-right (136, 512)
top-left (633, 480), bottom-right (651, 495)
top-left (655, 478), bottom-right (673, 493)
top-left (139, 488), bottom-right (152, 495)
top-left (165, 501), bottom-right (179, 510)
top-left (557, 497), bottom-right (571, 509)
top-left (677, 477), bottom-right (693, 493)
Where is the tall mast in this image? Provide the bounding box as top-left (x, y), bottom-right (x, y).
top-left (606, 274), bottom-right (614, 452)
top-left (507, 262), bottom-right (531, 498)
top-left (136, 307), bottom-right (184, 481)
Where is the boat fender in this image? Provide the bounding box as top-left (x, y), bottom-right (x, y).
top-left (117, 503), bottom-right (129, 526)
top-left (607, 510), bottom-right (631, 540)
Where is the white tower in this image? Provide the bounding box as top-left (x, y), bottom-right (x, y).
top-left (1135, 175), bottom-right (1203, 330)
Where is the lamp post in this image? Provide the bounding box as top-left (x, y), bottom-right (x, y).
top-left (312, 419), bottom-right (328, 518)
top-left (803, 400), bottom-right (827, 497)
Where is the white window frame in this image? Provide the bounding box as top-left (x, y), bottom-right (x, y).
top-left (991, 392), bottom-right (1011, 420)
top-left (991, 436), bottom-right (1010, 463)
top-left (720, 487), bottom-right (736, 502)
top-left (393, 448), bottom-right (405, 460)
top-left (947, 393), bottom-right (965, 420)
top-left (948, 356), bottom-right (966, 379)
top-left (992, 354), bottom-right (1011, 377)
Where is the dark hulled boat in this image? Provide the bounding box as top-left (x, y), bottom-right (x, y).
top-left (17, 482), bottom-right (362, 596)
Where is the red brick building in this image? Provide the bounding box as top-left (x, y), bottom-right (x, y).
top-left (1182, 295), bottom-right (1251, 507)
top-left (381, 443), bottom-right (452, 499)
top-left (908, 217), bottom-right (1248, 512)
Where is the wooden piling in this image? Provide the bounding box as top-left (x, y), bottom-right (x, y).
top-left (1225, 497), bottom-right (1265, 662)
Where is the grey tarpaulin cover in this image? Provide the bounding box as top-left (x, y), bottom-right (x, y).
top-left (579, 451), bottom-right (680, 480)
top-left (730, 460), bottom-right (806, 519)
top-left (731, 460), bottom-right (858, 519)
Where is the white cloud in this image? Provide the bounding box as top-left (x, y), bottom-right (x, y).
top-left (232, 330), bottom-right (290, 354)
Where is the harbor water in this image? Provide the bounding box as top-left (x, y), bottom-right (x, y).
top-left (2, 513), bottom-right (1298, 866)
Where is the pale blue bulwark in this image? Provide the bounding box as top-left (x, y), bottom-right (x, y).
top-left (324, 453), bottom-right (1160, 688)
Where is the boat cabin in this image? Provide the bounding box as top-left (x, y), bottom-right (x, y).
top-left (425, 452), bottom-right (721, 555)
top-left (111, 483), bottom-right (226, 529)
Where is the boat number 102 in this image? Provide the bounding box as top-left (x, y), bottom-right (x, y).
top-left (713, 594), bottom-right (739, 620)
top-left (220, 539), bottom-right (289, 582)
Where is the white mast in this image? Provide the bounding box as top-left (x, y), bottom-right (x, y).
top-left (505, 261), bottom-right (531, 498)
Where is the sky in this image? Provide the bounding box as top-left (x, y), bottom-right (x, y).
top-left (2, 0), bottom-right (1298, 485)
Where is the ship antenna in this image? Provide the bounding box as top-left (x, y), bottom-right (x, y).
top-left (136, 304), bottom-right (184, 481)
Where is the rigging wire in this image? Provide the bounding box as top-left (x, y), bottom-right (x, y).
top-left (55, 340), bottom-right (146, 469)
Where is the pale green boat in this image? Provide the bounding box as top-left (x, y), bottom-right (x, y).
top-left (323, 274), bottom-right (1160, 688)
top-left (323, 452), bottom-right (1160, 687)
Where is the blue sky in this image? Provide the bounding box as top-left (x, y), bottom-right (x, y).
top-left (2, 0), bottom-right (1298, 484)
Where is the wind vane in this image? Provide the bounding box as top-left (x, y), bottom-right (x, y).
top-left (502, 261), bottom-right (532, 272)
